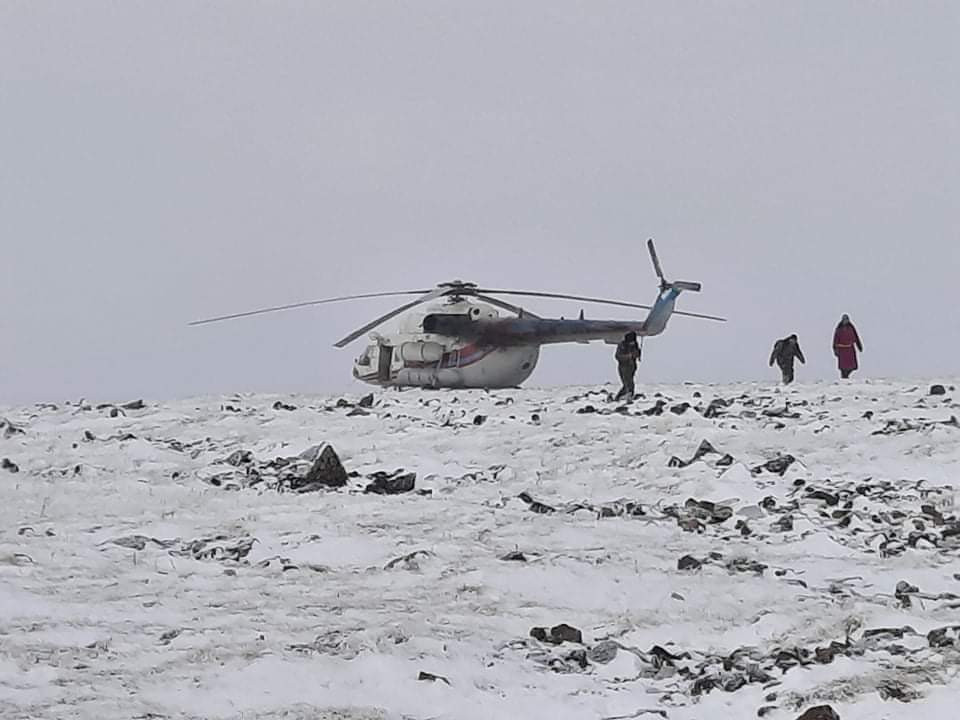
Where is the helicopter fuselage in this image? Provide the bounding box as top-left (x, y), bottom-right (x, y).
top-left (351, 300), bottom-right (542, 389)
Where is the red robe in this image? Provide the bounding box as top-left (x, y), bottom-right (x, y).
top-left (833, 324), bottom-right (862, 371)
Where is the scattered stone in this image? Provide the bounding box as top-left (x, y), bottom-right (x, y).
top-left (358, 393), bottom-right (375, 408)
top-left (927, 625), bottom-right (960, 648)
top-left (173, 535), bottom-right (257, 562)
top-left (1, 419), bottom-right (25, 438)
top-left (588, 640), bottom-right (620, 664)
top-left (895, 580), bottom-right (919, 608)
top-left (725, 557), bottom-right (767, 575)
top-left (670, 402), bottom-right (691, 415)
top-left (346, 407), bottom-right (370, 417)
top-left (472, 414), bottom-right (487, 425)
top-left (576, 405), bottom-right (597, 414)
top-left (677, 554), bottom-right (702, 571)
top-left (642, 400), bottom-right (666, 416)
top-left (795, 706), bottom-right (839, 720)
top-left (122, 399), bottom-right (146, 410)
top-left (530, 623), bottom-right (583, 645)
top-left (930, 384), bottom-right (946, 396)
top-left (384, 549), bottom-right (434, 570)
top-left (417, 671), bottom-right (451, 685)
top-left (287, 444), bottom-right (348, 491)
top-left (500, 550), bottom-right (528, 562)
top-left (364, 470), bottom-right (416, 495)
top-left (518, 492), bottom-right (556, 514)
top-left (753, 454), bottom-right (796, 476)
top-left (272, 400), bottom-right (297, 411)
top-left (158, 628), bottom-right (181, 645)
top-left (1, 458), bottom-right (19, 473)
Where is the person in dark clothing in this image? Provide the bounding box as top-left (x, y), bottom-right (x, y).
top-left (769, 334), bottom-right (805, 384)
top-left (614, 331), bottom-right (641, 400)
top-left (833, 314), bottom-right (863, 379)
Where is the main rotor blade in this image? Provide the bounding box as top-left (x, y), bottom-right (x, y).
top-left (333, 287), bottom-right (449, 348)
top-left (476, 288), bottom-right (725, 322)
top-left (473, 293), bottom-right (542, 319)
top-left (673, 309), bottom-right (727, 322)
top-left (474, 289), bottom-right (654, 312)
top-left (647, 238), bottom-right (665, 282)
top-left (189, 290), bottom-right (433, 326)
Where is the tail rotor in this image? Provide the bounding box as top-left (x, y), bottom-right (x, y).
top-left (647, 238), bottom-right (702, 292)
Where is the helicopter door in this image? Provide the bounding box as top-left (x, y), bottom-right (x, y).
top-left (377, 345), bottom-right (393, 382)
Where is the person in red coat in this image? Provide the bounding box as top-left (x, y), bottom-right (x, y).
top-left (832, 314), bottom-right (863, 379)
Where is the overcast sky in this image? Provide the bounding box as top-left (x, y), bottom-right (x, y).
top-left (2, 2), bottom-right (957, 404)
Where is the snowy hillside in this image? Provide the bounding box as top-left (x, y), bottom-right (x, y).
top-left (2, 380), bottom-right (960, 720)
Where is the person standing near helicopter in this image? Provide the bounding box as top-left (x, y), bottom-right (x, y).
top-left (614, 331), bottom-right (641, 400)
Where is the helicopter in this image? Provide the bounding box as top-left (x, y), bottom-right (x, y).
top-left (191, 240), bottom-right (724, 389)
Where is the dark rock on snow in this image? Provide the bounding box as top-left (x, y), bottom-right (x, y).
top-left (530, 623), bottom-right (583, 645)
top-left (364, 470), bottom-right (416, 495)
top-left (795, 706), bottom-right (840, 720)
top-left (1, 458), bottom-right (19, 473)
top-left (930, 384), bottom-right (946, 395)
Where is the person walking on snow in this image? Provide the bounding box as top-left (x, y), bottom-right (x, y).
top-left (833, 314), bottom-right (863, 379)
top-left (769, 333), bottom-right (805, 384)
top-left (614, 331), bottom-right (641, 401)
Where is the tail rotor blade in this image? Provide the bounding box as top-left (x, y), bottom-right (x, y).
top-left (647, 238), bottom-right (665, 283)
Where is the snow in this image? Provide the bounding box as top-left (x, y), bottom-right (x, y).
top-left (1, 379), bottom-right (959, 719)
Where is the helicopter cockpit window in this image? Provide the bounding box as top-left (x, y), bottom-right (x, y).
top-left (356, 347), bottom-right (372, 366)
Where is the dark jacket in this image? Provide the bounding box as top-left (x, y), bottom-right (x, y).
top-left (769, 336), bottom-right (805, 368)
top-left (616, 339), bottom-right (641, 366)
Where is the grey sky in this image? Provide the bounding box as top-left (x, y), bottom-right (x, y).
top-left (2, 2), bottom-right (957, 404)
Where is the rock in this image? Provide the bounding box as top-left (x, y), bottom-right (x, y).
top-left (643, 400), bottom-right (666, 416)
top-left (716, 453), bottom-right (735, 466)
top-left (1, 419), bottom-right (26, 439)
top-left (122, 399), bottom-right (146, 410)
top-left (224, 449), bottom-right (255, 466)
top-left (930, 384), bottom-right (947, 396)
top-left (472, 415), bottom-right (487, 425)
top-left (358, 393), bottom-right (375, 408)
top-left (670, 402), bottom-right (691, 415)
top-left (703, 398), bottom-right (729, 418)
top-left (530, 623), bottom-right (583, 645)
top-left (364, 470), bottom-right (416, 495)
top-left (587, 640), bottom-right (619, 664)
top-left (753, 454), bottom-right (796, 476)
top-left (272, 400), bottom-right (297, 411)
top-left (576, 405), bottom-right (597, 414)
top-left (1, 458), bottom-right (19, 474)
top-left (518, 492), bottom-right (555, 514)
top-left (289, 444), bottom-right (348, 491)
top-left (773, 514), bottom-right (794, 532)
top-left (795, 705), bottom-right (840, 720)
top-left (417, 671), bottom-right (451, 685)
top-left (725, 557), bottom-right (767, 575)
top-left (927, 625), bottom-right (960, 648)
top-left (677, 554), bottom-right (702, 571)
top-left (499, 550), bottom-right (527, 562)
top-left (346, 407), bottom-right (370, 417)
top-left (895, 580), bottom-right (919, 608)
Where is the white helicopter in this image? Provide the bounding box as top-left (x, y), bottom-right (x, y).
top-left (191, 240), bottom-right (724, 389)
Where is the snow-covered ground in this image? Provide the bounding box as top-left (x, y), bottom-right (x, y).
top-left (2, 379), bottom-right (959, 720)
